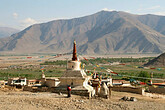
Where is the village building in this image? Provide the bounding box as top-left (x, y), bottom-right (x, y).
top-left (41, 77), bottom-right (60, 88)
top-left (8, 77), bottom-right (27, 86)
top-left (112, 79), bottom-right (131, 87)
top-left (26, 79), bottom-right (41, 86)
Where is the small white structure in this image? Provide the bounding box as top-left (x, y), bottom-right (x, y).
top-left (45, 78), bottom-right (60, 88)
top-left (8, 77), bottom-right (27, 86)
top-left (42, 72), bottom-right (45, 78)
top-left (110, 62), bottom-right (120, 65)
top-left (41, 70), bottom-right (60, 88)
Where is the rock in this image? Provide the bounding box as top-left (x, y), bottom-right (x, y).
top-left (120, 96), bottom-right (137, 101)
top-left (79, 100), bottom-right (84, 103)
top-left (127, 97), bottom-right (131, 101)
top-left (130, 97), bottom-right (137, 101)
top-left (121, 96), bottom-right (128, 101)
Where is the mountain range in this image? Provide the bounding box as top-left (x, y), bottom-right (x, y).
top-left (0, 27), bottom-right (19, 38)
top-left (1, 11), bottom-right (165, 54)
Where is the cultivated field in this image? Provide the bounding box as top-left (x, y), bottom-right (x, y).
top-left (0, 54), bottom-right (165, 81)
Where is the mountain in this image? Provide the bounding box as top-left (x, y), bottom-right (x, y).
top-left (144, 53), bottom-right (165, 67)
top-left (0, 27), bottom-right (19, 38)
top-left (1, 11), bottom-right (165, 54)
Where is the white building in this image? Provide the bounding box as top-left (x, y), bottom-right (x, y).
top-left (8, 77), bottom-right (27, 86)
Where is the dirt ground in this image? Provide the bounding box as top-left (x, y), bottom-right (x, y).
top-left (0, 89), bottom-right (165, 110)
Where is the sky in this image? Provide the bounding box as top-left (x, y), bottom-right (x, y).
top-left (0, 0), bottom-right (165, 30)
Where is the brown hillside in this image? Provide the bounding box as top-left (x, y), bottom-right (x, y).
top-left (144, 53), bottom-right (165, 67)
top-left (1, 11), bottom-right (165, 54)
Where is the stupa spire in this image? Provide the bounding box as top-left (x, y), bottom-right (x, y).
top-left (72, 40), bottom-right (77, 61)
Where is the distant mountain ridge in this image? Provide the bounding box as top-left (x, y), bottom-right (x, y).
top-left (1, 11), bottom-right (165, 54)
top-left (0, 27), bottom-right (19, 38)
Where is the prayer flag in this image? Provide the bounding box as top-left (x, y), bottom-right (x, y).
top-left (83, 57), bottom-right (88, 61)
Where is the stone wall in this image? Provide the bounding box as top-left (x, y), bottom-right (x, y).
top-left (45, 79), bottom-right (56, 88)
top-left (23, 86), bottom-right (49, 92)
top-left (112, 86), bottom-right (143, 94)
top-left (149, 86), bottom-right (165, 94)
top-left (51, 87), bottom-right (89, 96)
top-left (60, 78), bottom-right (84, 87)
top-left (23, 86), bottom-right (89, 96)
top-left (143, 92), bottom-right (165, 98)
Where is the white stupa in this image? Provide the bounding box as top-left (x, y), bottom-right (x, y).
top-left (59, 40), bottom-right (87, 87)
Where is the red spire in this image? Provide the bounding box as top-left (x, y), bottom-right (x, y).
top-left (72, 40), bottom-right (77, 61)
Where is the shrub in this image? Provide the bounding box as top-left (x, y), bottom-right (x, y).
top-left (138, 71), bottom-right (150, 83)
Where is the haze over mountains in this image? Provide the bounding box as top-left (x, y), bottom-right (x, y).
top-left (1, 11), bottom-right (165, 54)
top-left (0, 27), bottom-right (19, 38)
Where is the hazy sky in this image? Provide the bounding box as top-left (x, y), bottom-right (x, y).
top-left (0, 0), bottom-right (165, 30)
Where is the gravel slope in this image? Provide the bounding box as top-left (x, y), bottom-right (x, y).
top-left (0, 89), bottom-right (165, 110)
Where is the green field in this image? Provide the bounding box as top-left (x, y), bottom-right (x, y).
top-left (0, 57), bottom-right (165, 83)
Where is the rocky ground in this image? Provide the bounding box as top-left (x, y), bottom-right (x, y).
top-left (0, 89), bottom-right (165, 110)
